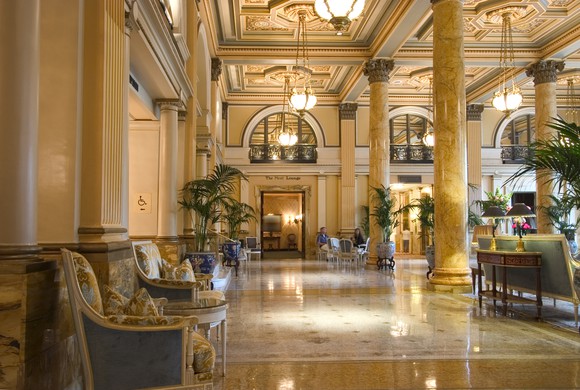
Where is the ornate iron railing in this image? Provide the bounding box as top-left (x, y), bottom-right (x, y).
top-left (501, 145), bottom-right (531, 163)
top-left (390, 145), bottom-right (433, 163)
top-left (249, 144), bottom-right (317, 163)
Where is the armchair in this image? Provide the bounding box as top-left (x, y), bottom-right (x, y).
top-left (132, 240), bottom-right (224, 302)
top-left (61, 249), bottom-right (215, 390)
top-left (338, 238), bottom-right (358, 263)
top-left (245, 237), bottom-right (261, 262)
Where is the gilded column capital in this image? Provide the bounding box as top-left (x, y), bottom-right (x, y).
top-left (125, 11), bottom-right (136, 33)
top-left (157, 99), bottom-right (181, 111)
top-left (363, 59), bottom-right (394, 84)
top-left (430, 0), bottom-right (464, 5)
top-left (211, 58), bottom-right (223, 81)
top-left (525, 60), bottom-right (565, 85)
top-left (466, 104), bottom-right (484, 121)
top-left (339, 103), bottom-right (358, 120)
top-left (222, 102), bottom-right (229, 120)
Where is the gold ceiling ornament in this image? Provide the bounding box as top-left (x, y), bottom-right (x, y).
top-left (275, 76), bottom-right (298, 147)
top-left (488, 7), bottom-right (526, 115)
top-left (288, 10), bottom-right (317, 116)
top-left (314, 0), bottom-right (365, 35)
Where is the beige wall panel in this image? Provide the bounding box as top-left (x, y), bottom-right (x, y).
top-left (228, 105), bottom-right (263, 146)
top-left (481, 108), bottom-right (505, 147)
top-left (37, 1), bottom-right (82, 243)
top-left (357, 106), bottom-right (370, 146)
top-left (128, 124), bottom-right (160, 237)
top-left (356, 175), bottom-right (369, 228)
top-left (309, 106), bottom-right (339, 146)
top-left (325, 175), bottom-right (339, 236)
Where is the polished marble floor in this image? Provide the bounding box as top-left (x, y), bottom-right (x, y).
top-left (213, 256), bottom-right (580, 389)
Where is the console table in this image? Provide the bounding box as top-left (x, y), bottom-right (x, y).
top-left (476, 249), bottom-right (543, 319)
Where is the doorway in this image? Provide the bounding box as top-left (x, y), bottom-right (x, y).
top-left (261, 192), bottom-right (305, 257)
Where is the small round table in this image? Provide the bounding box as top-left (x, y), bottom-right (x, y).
top-left (163, 298), bottom-right (228, 376)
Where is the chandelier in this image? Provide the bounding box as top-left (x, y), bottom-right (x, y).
top-left (314, 0), bottom-right (365, 35)
top-left (490, 9), bottom-right (523, 115)
top-left (289, 10), bottom-right (317, 116)
top-left (423, 76), bottom-right (435, 147)
top-left (276, 76), bottom-right (298, 146)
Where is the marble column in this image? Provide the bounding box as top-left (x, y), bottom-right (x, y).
top-left (363, 58), bottom-right (394, 265)
top-left (339, 103), bottom-right (358, 237)
top-left (430, 0), bottom-right (471, 291)
top-left (210, 58), bottom-right (222, 168)
top-left (525, 60), bottom-right (565, 234)
top-left (467, 104), bottom-right (484, 210)
top-left (157, 100), bottom-right (181, 240)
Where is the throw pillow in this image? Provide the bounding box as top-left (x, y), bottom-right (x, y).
top-left (161, 259), bottom-right (195, 282)
top-left (102, 285), bottom-right (129, 316)
top-left (102, 285), bottom-right (159, 317)
top-left (72, 253), bottom-right (104, 315)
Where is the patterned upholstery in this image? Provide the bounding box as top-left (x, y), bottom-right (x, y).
top-left (61, 249), bottom-right (216, 388)
top-left (135, 243), bottom-right (164, 279)
top-left (103, 285), bottom-right (159, 317)
top-left (72, 252), bottom-right (104, 315)
top-left (161, 259), bottom-right (195, 281)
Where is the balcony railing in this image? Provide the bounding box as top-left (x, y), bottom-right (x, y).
top-left (501, 145), bottom-right (531, 163)
top-left (249, 144), bottom-right (317, 163)
top-left (390, 145), bottom-right (433, 163)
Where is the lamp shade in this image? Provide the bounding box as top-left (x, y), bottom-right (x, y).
top-left (505, 203), bottom-right (535, 217)
top-left (482, 206), bottom-right (506, 218)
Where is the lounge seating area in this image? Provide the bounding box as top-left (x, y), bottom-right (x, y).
top-left (61, 248), bottom-right (216, 390)
top-left (477, 234), bottom-right (580, 324)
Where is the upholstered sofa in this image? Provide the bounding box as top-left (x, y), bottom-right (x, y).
top-left (61, 249), bottom-right (215, 390)
top-left (477, 234), bottom-right (580, 323)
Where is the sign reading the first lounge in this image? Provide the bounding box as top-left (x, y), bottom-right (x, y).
top-left (266, 176), bottom-right (301, 180)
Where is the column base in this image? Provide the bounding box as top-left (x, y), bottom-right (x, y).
top-left (428, 267), bottom-right (472, 294)
top-left (365, 254), bottom-right (378, 266)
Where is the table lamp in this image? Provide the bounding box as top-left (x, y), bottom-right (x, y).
top-left (482, 206), bottom-right (506, 251)
top-left (506, 203), bottom-right (535, 252)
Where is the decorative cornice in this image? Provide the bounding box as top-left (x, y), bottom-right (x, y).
top-left (211, 58), bottom-right (223, 81)
top-left (178, 111), bottom-right (187, 121)
top-left (222, 102), bottom-right (229, 120)
top-left (124, 11), bottom-right (135, 32)
top-left (466, 104), bottom-right (484, 121)
top-left (525, 60), bottom-right (565, 85)
top-left (363, 59), bottom-right (395, 84)
top-left (339, 103), bottom-right (358, 120)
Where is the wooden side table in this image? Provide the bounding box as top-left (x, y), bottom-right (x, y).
top-left (476, 249), bottom-right (543, 319)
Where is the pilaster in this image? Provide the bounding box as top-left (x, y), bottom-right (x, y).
top-left (339, 103), bottom-right (358, 236)
top-left (466, 104), bottom-right (484, 209)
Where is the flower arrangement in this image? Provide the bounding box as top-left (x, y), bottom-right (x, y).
top-left (512, 218), bottom-right (531, 236)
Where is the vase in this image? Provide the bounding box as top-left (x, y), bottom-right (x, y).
top-left (569, 240), bottom-right (578, 256)
top-left (222, 242), bottom-right (241, 265)
top-left (185, 252), bottom-right (217, 274)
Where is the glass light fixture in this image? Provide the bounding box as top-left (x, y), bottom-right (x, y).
top-left (314, 0), bottom-right (365, 35)
top-left (490, 9), bottom-right (523, 115)
top-left (289, 11), bottom-right (317, 116)
top-left (275, 76), bottom-right (298, 147)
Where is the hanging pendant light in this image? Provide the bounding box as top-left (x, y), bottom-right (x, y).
top-left (565, 78), bottom-right (579, 124)
top-left (289, 11), bottom-right (317, 116)
top-left (489, 8), bottom-right (524, 115)
top-left (276, 76), bottom-right (298, 147)
top-left (314, 0), bottom-right (365, 35)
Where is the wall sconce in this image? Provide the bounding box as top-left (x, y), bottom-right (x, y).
top-left (287, 214), bottom-right (303, 225)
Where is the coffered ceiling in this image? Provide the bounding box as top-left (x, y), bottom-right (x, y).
top-left (199, 0), bottom-right (580, 107)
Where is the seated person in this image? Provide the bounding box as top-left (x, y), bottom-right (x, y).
top-left (352, 227), bottom-right (366, 248)
top-left (316, 227), bottom-right (329, 251)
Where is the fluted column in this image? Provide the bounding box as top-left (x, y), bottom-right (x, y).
top-left (79, 0), bottom-right (127, 245)
top-left (363, 58), bottom-right (394, 265)
top-left (0, 0), bottom-right (41, 260)
top-left (430, 0), bottom-right (471, 291)
top-left (339, 103), bottom-right (358, 237)
top-left (157, 100), bottom-right (181, 239)
top-left (467, 104), bottom-right (484, 210)
top-left (525, 60), bottom-right (565, 234)
top-left (209, 58), bottom-right (222, 168)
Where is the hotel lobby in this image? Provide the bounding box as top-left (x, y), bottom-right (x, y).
top-left (1, 0), bottom-right (580, 389)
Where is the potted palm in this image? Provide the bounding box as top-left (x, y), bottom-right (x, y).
top-left (371, 185), bottom-right (403, 268)
top-left (408, 195), bottom-right (435, 276)
top-left (542, 194), bottom-right (580, 254)
top-left (222, 200), bottom-right (256, 267)
top-left (179, 164), bottom-right (247, 273)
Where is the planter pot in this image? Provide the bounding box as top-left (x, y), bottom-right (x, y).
top-left (377, 241), bottom-right (396, 270)
top-left (425, 245), bottom-right (435, 278)
top-left (222, 242), bottom-right (241, 277)
top-left (569, 240), bottom-right (578, 256)
top-left (185, 252), bottom-right (217, 274)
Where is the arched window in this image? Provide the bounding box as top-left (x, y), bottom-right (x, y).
top-left (500, 114), bottom-right (535, 163)
top-left (389, 114), bottom-right (433, 163)
top-left (249, 112), bottom-right (317, 163)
